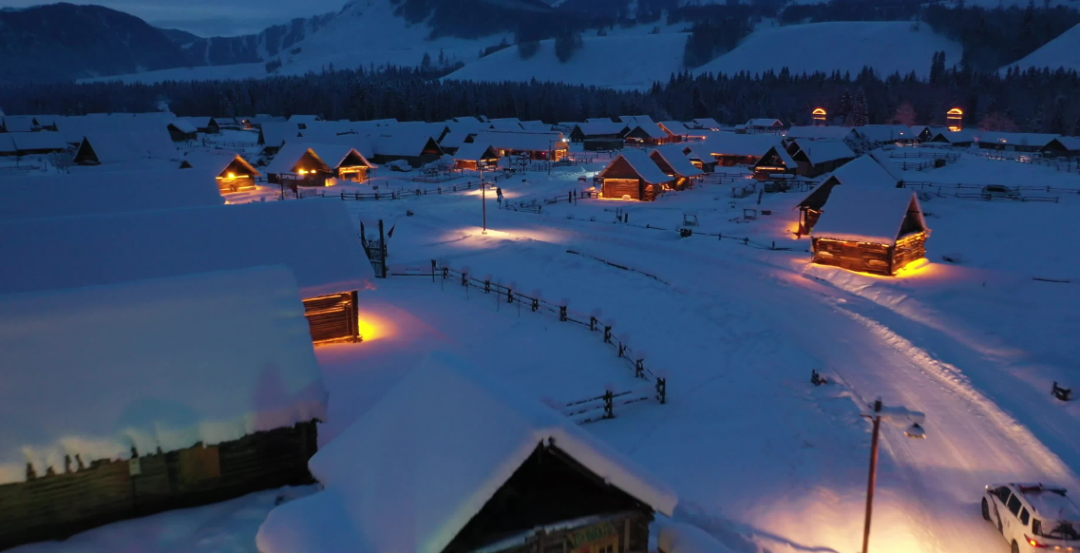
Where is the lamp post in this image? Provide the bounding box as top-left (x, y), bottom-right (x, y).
top-left (861, 397), bottom-right (926, 553)
top-left (479, 165), bottom-right (486, 234)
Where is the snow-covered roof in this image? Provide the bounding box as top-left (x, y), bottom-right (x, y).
top-left (651, 144), bottom-right (705, 178)
top-left (698, 133), bottom-right (782, 157)
top-left (489, 118), bottom-right (523, 131)
top-left (1052, 136), bottom-right (1080, 151)
top-left (574, 121), bottom-right (628, 136)
top-left (306, 142), bottom-right (375, 169)
top-left (0, 134), bottom-right (14, 154)
top-left (451, 116), bottom-right (482, 124)
top-left (785, 126), bottom-right (857, 141)
top-left (264, 143), bottom-right (329, 175)
top-left (371, 132), bottom-right (443, 157)
top-left (975, 131), bottom-right (1059, 148)
top-left (288, 115), bottom-right (321, 124)
top-left (299, 133), bottom-right (375, 159)
top-left (9, 131), bottom-right (67, 152)
top-left (619, 115), bottom-right (654, 126)
top-left (659, 120), bottom-right (693, 137)
top-left (182, 149), bottom-right (261, 177)
top-left (474, 131), bottom-right (566, 152)
top-left (930, 130), bottom-right (975, 144)
top-left (0, 201), bottom-right (375, 298)
top-left (812, 187), bottom-right (925, 244)
top-left (0, 169), bottom-right (224, 221)
top-left (520, 120), bottom-right (552, 132)
top-left (587, 117), bottom-right (615, 124)
top-left (627, 121), bottom-right (668, 140)
top-left (822, 154), bottom-right (900, 188)
top-left (439, 131), bottom-right (471, 150)
top-left (792, 139), bottom-right (856, 165)
top-left (169, 119), bottom-right (199, 134)
top-left (868, 150), bottom-right (905, 182)
top-left (747, 118), bottom-right (783, 128)
top-left (0, 265), bottom-right (327, 486)
top-left (2, 116), bottom-right (35, 132)
top-left (78, 131), bottom-right (178, 165)
top-left (185, 116), bottom-right (214, 129)
top-left (757, 145), bottom-right (797, 168)
top-left (604, 149), bottom-right (673, 185)
top-left (453, 141), bottom-right (498, 161)
top-left (854, 125), bottom-right (915, 143)
top-left (33, 115), bottom-right (58, 128)
top-left (255, 353), bottom-right (677, 553)
top-left (54, 114), bottom-right (175, 143)
top-left (689, 118), bottom-right (722, 130)
top-left (260, 122), bottom-right (302, 148)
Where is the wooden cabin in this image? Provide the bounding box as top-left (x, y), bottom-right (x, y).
top-left (0, 266), bottom-right (326, 551)
top-left (658, 121), bottom-right (694, 143)
top-left (694, 134), bottom-right (780, 167)
top-left (258, 122), bottom-right (302, 154)
top-left (185, 116), bottom-right (220, 134)
top-left (688, 118), bottom-right (722, 131)
top-left (370, 132), bottom-right (445, 167)
top-left (753, 145), bottom-right (798, 177)
top-left (255, 353), bottom-right (677, 553)
top-left (928, 130), bottom-right (975, 147)
top-left (570, 122), bottom-right (630, 143)
top-left (624, 123), bottom-right (671, 146)
top-left (745, 118), bottom-right (785, 134)
top-left (912, 126), bottom-right (946, 143)
top-left (795, 153), bottom-right (902, 235)
top-left (811, 187), bottom-right (929, 276)
top-left (788, 139), bottom-right (856, 177)
top-left (73, 131), bottom-right (179, 166)
top-left (1041, 136), bottom-right (1080, 158)
top-left (454, 142), bottom-right (499, 170)
top-left (974, 131), bottom-right (1058, 153)
top-left (649, 145), bottom-right (704, 190)
top-left (181, 150), bottom-right (262, 193)
top-left (0, 201), bottom-right (375, 345)
top-left (680, 144), bottom-right (719, 173)
top-left (167, 119), bottom-right (199, 142)
top-left (598, 150), bottom-right (675, 201)
top-left (307, 143), bottom-right (376, 183)
top-left (474, 131), bottom-right (569, 161)
top-left (264, 143), bottom-right (335, 186)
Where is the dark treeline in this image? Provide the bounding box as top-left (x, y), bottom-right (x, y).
top-left (2, 63), bottom-right (1079, 135)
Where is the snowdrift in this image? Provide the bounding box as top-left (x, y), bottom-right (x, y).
top-left (695, 21), bottom-right (962, 78)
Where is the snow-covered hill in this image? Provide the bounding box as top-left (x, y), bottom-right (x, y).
top-left (1005, 22), bottom-right (1080, 73)
top-left (695, 21), bottom-right (962, 78)
top-left (442, 33), bottom-right (689, 89)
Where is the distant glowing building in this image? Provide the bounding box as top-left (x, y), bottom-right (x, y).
top-left (812, 108), bottom-right (827, 125)
top-left (947, 108), bottom-right (963, 131)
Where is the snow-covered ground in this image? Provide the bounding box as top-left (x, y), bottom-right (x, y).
top-left (1005, 22), bottom-right (1080, 74)
top-left (11, 148), bottom-right (1080, 553)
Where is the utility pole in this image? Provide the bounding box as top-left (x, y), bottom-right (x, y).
top-left (861, 398), bottom-right (926, 553)
top-left (480, 165), bottom-right (487, 233)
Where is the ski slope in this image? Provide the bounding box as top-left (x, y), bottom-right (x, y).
top-left (1006, 22), bottom-right (1080, 73)
top-left (695, 21), bottom-right (962, 78)
top-left (442, 33), bottom-right (689, 89)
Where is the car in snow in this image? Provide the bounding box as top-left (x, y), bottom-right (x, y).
top-left (982, 184), bottom-right (1020, 200)
top-left (983, 483), bottom-right (1080, 552)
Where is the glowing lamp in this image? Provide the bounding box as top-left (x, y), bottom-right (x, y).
top-left (227, 172), bottom-right (236, 179)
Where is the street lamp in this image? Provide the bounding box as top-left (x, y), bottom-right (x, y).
top-left (479, 164), bottom-right (487, 234)
top-left (861, 397), bottom-right (926, 553)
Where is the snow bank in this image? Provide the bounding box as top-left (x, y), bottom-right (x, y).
top-left (256, 352), bottom-right (677, 553)
top-left (0, 266), bottom-right (327, 485)
top-left (0, 169), bottom-right (224, 221)
top-left (657, 523), bottom-right (737, 553)
top-left (696, 21), bottom-right (962, 78)
top-left (0, 201), bottom-right (375, 297)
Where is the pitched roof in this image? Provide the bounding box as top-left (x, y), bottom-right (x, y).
top-left (1052, 136), bottom-right (1080, 151)
top-left (868, 150), bottom-right (905, 182)
top-left (2, 116), bottom-right (35, 132)
top-left (453, 141), bottom-right (498, 162)
top-left (587, 117), bottom-right (615, 124)
top-left (370, 132), bottom-right (443, 157)
top-left (184, 116), bottom-right (215, 128)
top-left (520, 120), bottom-right (552, 132)
top-left (854, 125), bottom-right (915, 143)
top-left (619, 115), bottom-right (655, 126)
top-left (651, 144), bottom-right (705, 178)
top-left (689, 118), bottom-right (722, 130)
top-left (822, 154), bottom-right (900, 188)
top-left (0, 169), bottom-right (224, 221)
top-left (603, 149), bottom-right (674, 185)
top-left (489, 118), bottom-right (523, 131)
top-left (255, 352), bottom-right (677, 553)
top-left (306, 142), bottom-right (375, 169)
top-left (77, 131), bottom-right (179, 164)
top-left (747, 118), bottom-right (783, 127)
top-left (785, 126), bottom-right (857, 141)
top-left (659, 121), bottom-right (693, 137)
top-left (298, 132), bottom-right (375, 159)
top-left (812, 187), bottom-right (925, 244)
top-left (698, 133), bottom-right (782, 157)
top-left (474, 131), bottom-right (566, 152)
top-left (792, 139), bottom-right (856, 165)
top-left (182, 149), bottom-right (261, 177)
top-left (439, 130), bottom-right (471, 150)
top-left (260, 122), bottom-right (302, 148)
top-left (930, 130), bottom-right (975, 143)
top-left (757, 145), bottom-right (797, 168)
top-left (264, 143), bottom-right (330, 175)
top-left (573, 121), bottom-right (628, 136)
top-left (974, 131), bottom-right (1059, 148)
top-left (0, 201), bottom-right (375, 298)
top-left (9, 131), bottom-right (67, 152)
top-left (168, 119), bottom-right (199, 134)
top-left (288, 115), bottom-right (321, 124)
top-left (0, 265), bottom-right (326, 486)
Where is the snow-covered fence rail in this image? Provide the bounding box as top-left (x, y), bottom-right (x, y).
top-left (391, 262), bottom-right (668, 423)
top-left (554, 211), bottom-right (806, 252)
top-left (890, 151), bottom-right (960, 162)
top-left (338, 181), bottom-right (478, 201)
top-left (502, 189), bottom-right (597, 214)
top-left (903, 181), bottom-right (1080, 195)
top-left (557, 384), bottom-right (665, 425)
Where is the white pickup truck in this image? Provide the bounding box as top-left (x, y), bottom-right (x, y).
top-left (983, 483), bottom-right (1080, 552)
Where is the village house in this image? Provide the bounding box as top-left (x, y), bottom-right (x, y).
top-left (784, 125), bottom-right (860, 149)
top-left (0, 266), bottom-right (328, 551)
top-left (181, 150), bottom-right (262, 193)
top-left (787, 139), bottom-right (856, 177)
top-left (680, 143), bottom-right (719, 172)
top-left (520, 120), bottom-right (552, 132)
top-left (854, 125), bottom-right (916, 146)
top-left (287, 115), bottom-right (322, 129)
top-left (658, 120), bottom-right (697, 142)
top-left (489, 117), bottom-right (524, 131)
top-left (795, 153), bottom-right (903, 235)
top-left (0, 169), bottom-right (224, 221)
top-left (621, 116), bottom-right (671, 146)
top-left (453, 141), bottom-right (500, 170)
top-left (973, 131), bottom-right (1059, 152)
top-left (167, 119), bottom-right (199, 142)
top-left (695, 133), bottom-right (782, 167)
top-left (598, 149), bottom-right (675, 201)
top-left (811, 187), bottom-right (930, 276)
top-left (183, 116), bottom-right (221, 134)
top-left (752, 144), bottom-right (798, 177)
top-left (0, 115), bottom-right (37, 133)
top-left (0, 201), bottom-right (375, 344)
top-left (911, 125), bottom-right (947, 142)
top-left (438, 130), bottom-right (472, 154)
top-left (5, 132), bottom-right (68, 156)
top-left (73, 131), bottom-right (179, 166)
top-left (311, 143), bottom-right (377, 182)
top-left (1041, 136), bottom-right (1080, 157)
top-left (649, 144), bottom-right (705, 190)
top-left (928, 130), bottom-right (975, 147)
top-left (570, 121), bottom-right (628, 151)
top-left (263, 143), bottom-right (336, 186)
top-left (474, 131), bottom-right (569, 161)
top-left (370, 132), bottom-right (445, 167)
top-left (255, 353), bottom-right (677, 553)
top-left (687, 118), bottom-right (722, 131)
top-left (259, 122), bottom-right (303, 154)
top-left (745, 118), bottom-right (785, 134)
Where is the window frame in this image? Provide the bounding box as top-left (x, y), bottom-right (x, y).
top-left (1007, 494), bottom-right (1024, 517)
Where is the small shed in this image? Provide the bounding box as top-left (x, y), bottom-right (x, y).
top-left (181, 150), bottom-right (262, 193)
top-left (306, 142), bottom-right (377, 182)
top-left (167, 119), bottom-right (199, 142)
top-left (598, 149), bottom-right (675, 201)
top-left (370, 132), bottom-right (445, 167)
top-left (928, 130), bottom-right (975, 147)
top-left (0, 266), bottom-right (326, 550)
top-left (680, 143), bottom-right (718, 173)
top-left (649, 144), bottom-right (704, 189)
top-left (1041, 136), bottom-right (1080, 158)
top-left (811, 187), bottom-right (929, 275)
top-left (255, 352), bottom-right (677, 553)
top-left (475, 131), bottom-right (568, 161)
top-left (795, 154), bottom-right (902, 235)
top-left (752, 145), bottom-right (798, 177)
top-left (788, 139), bottom-right (856, 177)
top-left (0, 169), bottom-right (224, 221)
top-left (0, 201), bottom-right (375, 344)
top-left (454, 142), bottom-right (499, 170)
top-left (264, 143), bottom-right (335, 186)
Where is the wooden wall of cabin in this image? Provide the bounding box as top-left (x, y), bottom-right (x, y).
top-left (603, 178), bottom-right (641, 200)
top-left (495, 513), bottom-right (652, 553)
top-left (0, 422), bottom-right (318, 551)
top-left (303, 291), bottom-right (360, 344)
top-left (892, 233), bottom-right (928, 272)
top-left (812, 238), bottom-right (894, 275)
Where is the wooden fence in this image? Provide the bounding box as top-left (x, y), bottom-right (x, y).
top-left (392, 262), bottom-right (668, 424)
top-left (338, 181), bottom-right (478, 201)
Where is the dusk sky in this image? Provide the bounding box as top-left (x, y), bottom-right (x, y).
top-left (0, 0), bottom-right (349, 36)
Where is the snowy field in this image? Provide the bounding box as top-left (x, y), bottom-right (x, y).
top-left (10, 147), bottom-right (1080, 553)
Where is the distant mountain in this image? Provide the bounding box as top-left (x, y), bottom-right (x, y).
top-left (169, 13), bottom-right (338, 67)
top-left (159, 28), bottom-right (202, 45)
top-left (0, 3), bottom-right (190, 84)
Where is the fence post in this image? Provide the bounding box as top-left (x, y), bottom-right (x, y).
top-left (589, 316), bottom-right (598, 331)
top-left (532, 298), bottom-right (539, 312)
top-left (461, 272), bottom-right (469, 287)
top-left (442, 267), bottom-right (449, 279)
top-left (560, 306), bottom-right (568, 321)
top-left (340, 191), bottom-right (346, 200)
top-left (604, 390), bottom-right (614, 419)
top-left (718, 233), bottom-right (722, 241)
top-left (378, 220), bottom-right (388, 278)
top-left (484, 280), bottom-right (491, 293)
top-left (635, 358), bottom-right (645, 379)
top-left (431, 260), bottom-right (436, 283)
top-left (618, 342), bottom-right (626, 358)
top-left (656, 378), bottom-right (667, 404)
top-left (604, 326), bottom-right (612, 343)
top-left (507, 289), bottom-right (514, 304)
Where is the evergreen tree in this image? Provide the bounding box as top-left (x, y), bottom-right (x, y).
top-left (851, 87), bottom-right (870, 126)
top-left (839, 90), bottom-right (854, 125)
top-left (893, 101), bottom-right (917, 126)
top-left (421, 53), bottom-right (432, 71)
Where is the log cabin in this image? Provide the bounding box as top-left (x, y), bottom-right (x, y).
top-left (0, 266), bottom-right (327, 551)
top-left (454, 141), bottom-right (500, 170)
top-left (680, 143), bottom-right (719, 173)
top-left (658, 120), bottom-right (695, 143)
top-left (1041, 136), bottom-right (1080, 158)
top-left (911, 126), bottom-right (946, 143)
top-left (167, 119), bottom-right (199, 142)
top-left (370, 132), bottom-right (445, 167)
top-left (973, 131), bottom-right (1059, 152)
top-left (787, 139), bottom-right (856, 177)
top-left (180, 150), bottom-right (262, 193)
top-left (649, 145), bottom-right (704, 190)
top-left (752, 145), bottom-right (798, 177)
top-left (795, 153), bottom-right (902, 235)
top-left (264, 143), bottom-right (336, 186)
top-left (255, 353), bottom-right (677, 553)
top-left (811, 187), bottom-right (929, 276)
top-left (306, 143), bottom-right (376, 183)
top-left (73, 131), bottom-right (179, 166)
top-left (570, 122), bottom-right (631, 143)
top-left (0, 201), bottom-right (376, 345)
top-left (623, 122), bottom-right (671, 146)
top-left (745, 118), bottom-right (785, 134)
top-left (693, 133), bottom-right (780, 167)
top-left (598, 150), bottom-right (675, 201)
top-left (927, 130), bottom-right (975, 147)
top-left (474, 131), bottom-right (569, 161)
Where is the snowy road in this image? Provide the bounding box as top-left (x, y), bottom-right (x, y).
top-left (360, 184), bottom-right (1080, 553)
